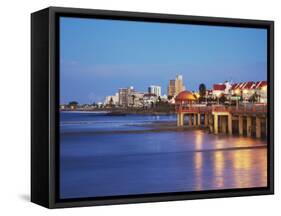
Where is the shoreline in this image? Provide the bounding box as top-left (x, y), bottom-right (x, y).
top-left (61, 121), bottom-right (266, 140)
top-left (61, 125), bottom-right (208, 135)
top-left (60, 113), bottom-right (267, 140)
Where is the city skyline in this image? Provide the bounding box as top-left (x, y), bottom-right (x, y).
top-left (60, 17), bottom-right (267, 104)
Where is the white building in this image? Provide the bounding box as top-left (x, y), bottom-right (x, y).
top-left (148, 85), bottom-right (161, 97)
top-left (130, 92), bottom-right (145, 107)
top-left (143, 93), bottom-right (158, 108)
top-left (231, 81), bottom-right (267, 103)
top-left (160, 94), bottom-right (168, 101)
top-left (118, 86), bottom-right (135, 107)
top-left (104, 93), bottom-right (119, 106)
top-left (97, 102), bottom-right (103, 108)
top-left (212, 81), bottom-right (232, 98)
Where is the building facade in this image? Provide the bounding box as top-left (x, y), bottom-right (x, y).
top-left (231, 81), bottom-right (267, 103)
top-left (168, 80), bottom-right (176, 97)
top-left (167, 75), bottom-right (185, 97)
top-left (118, 86), bottom-right (135, 107)
top-left (148, 85), bottom-right (161, 97)
top-left (212, 81), bottom-right (232, 98)
top-left (143, 93), bottom-right (158, 108)
top-left (104, 93), bottom-right (119, 106)
top-left (131, 92), bottom-right (145, 107)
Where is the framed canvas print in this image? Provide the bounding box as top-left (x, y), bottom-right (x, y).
top-left (31, 6), bottom-right (274, 208)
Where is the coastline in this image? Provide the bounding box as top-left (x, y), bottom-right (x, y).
top-left (60, 112), bottom-right (267, 140)
top-left (61, 125), bottom-right (208, 135)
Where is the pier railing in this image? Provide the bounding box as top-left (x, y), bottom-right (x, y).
top-left (176, 104), bottom-right (267, 115)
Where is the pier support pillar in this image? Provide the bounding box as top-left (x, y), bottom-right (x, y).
top-left (209, 115), bottom-right (213, 132)
top-left (193, 114), bottom-right (197, 126)
top-left (221, 116), bottom-right (227, 134)
top-left (197, 114), bottom-right (201, 126)
top-left (246, 117), bottom-right (252, 137)
top-left (256, 117), bottom-right (261, 138)
top-left (214, 114), bottom-right (218, 134)
top-left (204, 114), bottom-right (208, 126)
top-left (188, 114), bottom-right (192, 127)
top-left (228, 114), bottom-right (232, 135)
top-left (177, 113), bottom-right (184, 127)
top-left (209, 114), bottom-right (213, 124)
top-left (238, 115), bottom-right (243, 136)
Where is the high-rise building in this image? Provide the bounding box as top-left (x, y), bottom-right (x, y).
top-left (175, 74), bottom-right (185, 95)
top-left (148, 85), bottom-right (161, 97)
top-left (118, 86), bottom-right (135, 107)
top-left (167, 75), bottom-right (185, 97)
top-left (168, 80), bottom-right (175, 97)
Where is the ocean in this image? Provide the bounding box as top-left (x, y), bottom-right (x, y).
top-left (60, 111), bottom-right (267, 199)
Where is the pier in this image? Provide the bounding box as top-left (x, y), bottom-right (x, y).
top-left (175, 91), bottom-right (267, 138)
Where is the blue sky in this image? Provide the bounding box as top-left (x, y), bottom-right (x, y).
top-left (60, 17), bottom-right (267, 104)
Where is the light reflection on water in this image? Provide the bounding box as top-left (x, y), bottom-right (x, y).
top-left (60, 112), bottom-right (267, 199)
top-left (192, 146), bottom-right (267, 191)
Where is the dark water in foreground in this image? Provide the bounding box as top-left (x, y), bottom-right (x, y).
top-left (60, 111), bottom-right (267, 199)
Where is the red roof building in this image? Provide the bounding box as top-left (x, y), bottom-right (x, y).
top-left (212, 82), bottom-right (231, 97)
top-left (230, 80), bottom-right (267, 103)
top-left (213, 84), bottom-right (226, 91)
top-left (231, 81), bottom-right (267, 91)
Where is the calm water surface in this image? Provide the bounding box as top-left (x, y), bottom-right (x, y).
top-left (60, 111), bottom-right (267, 199)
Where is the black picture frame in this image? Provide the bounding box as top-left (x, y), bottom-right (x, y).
top-left (31, 6), bottom-right (274, 208)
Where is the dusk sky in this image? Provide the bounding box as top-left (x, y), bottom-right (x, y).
top-left (60, 17), bottom-right (267, 104)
